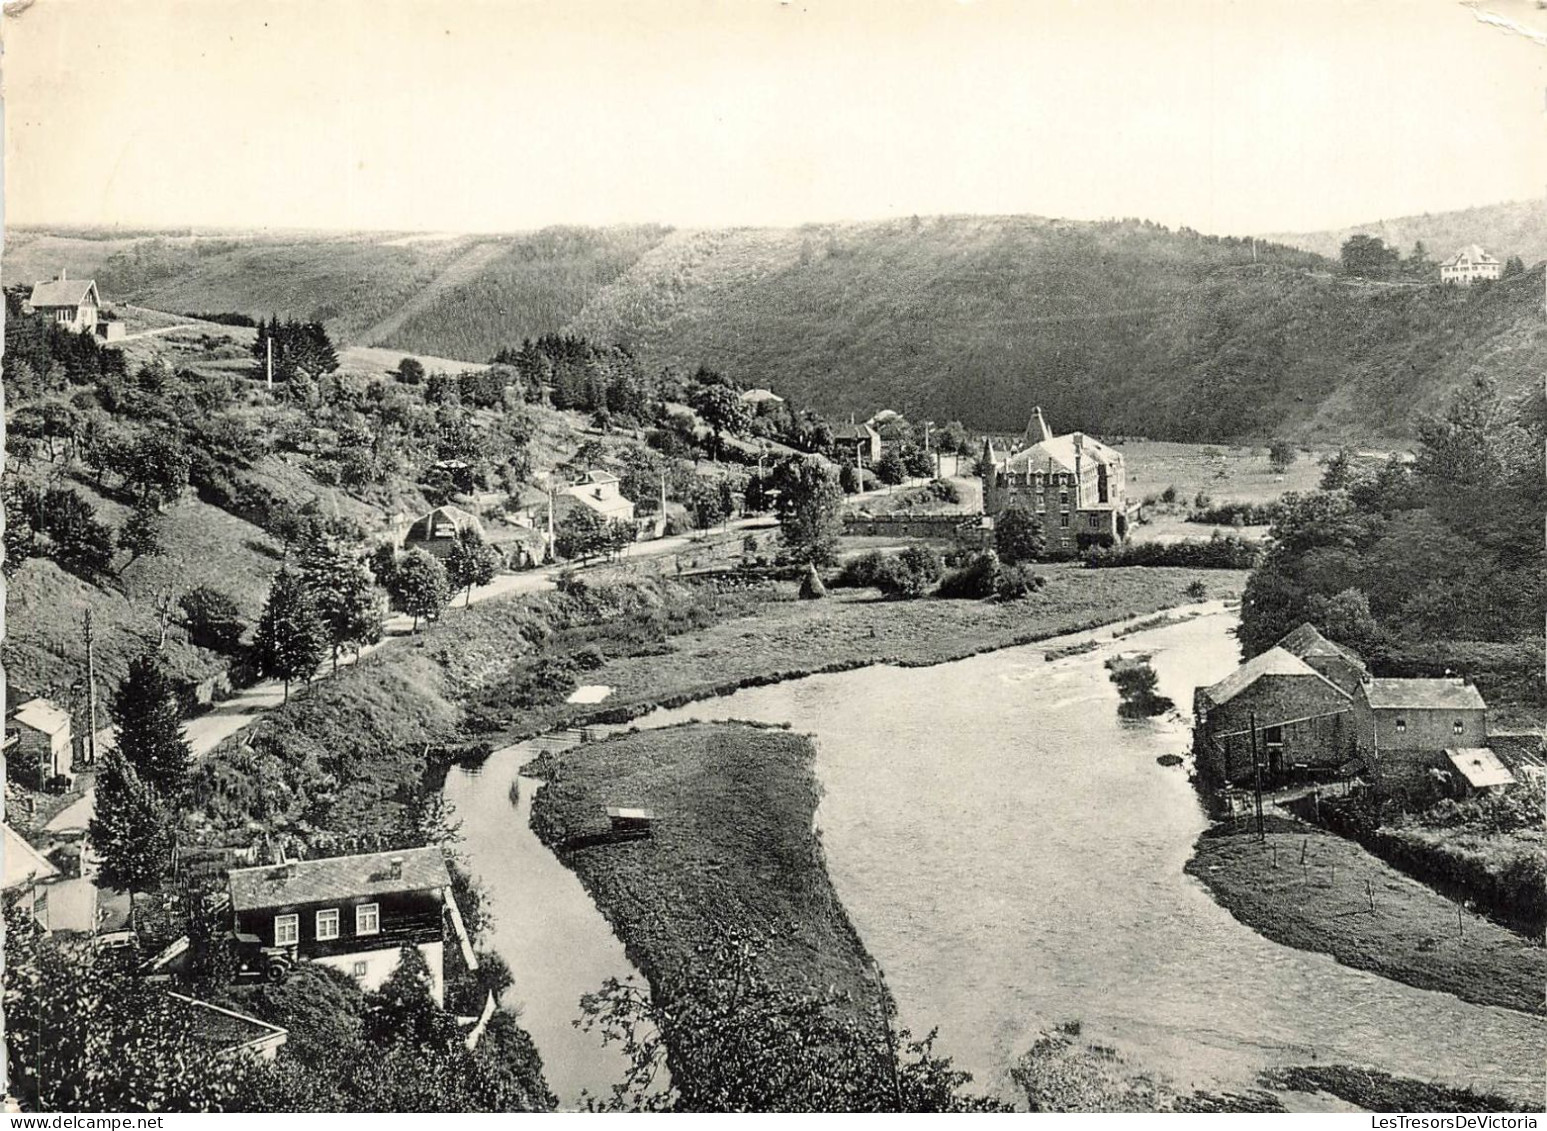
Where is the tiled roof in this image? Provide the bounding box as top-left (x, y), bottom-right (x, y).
top-left (1362, 679), bottom-right (1487, 711)
top-left (29, 277), bottom-right (98, 308)
top-left (11, 699), bottom-right (70, 736)
top-left (1201, 646), bottom-right (1338, 706)
top-left (227, 846), bottom-right (451, 912)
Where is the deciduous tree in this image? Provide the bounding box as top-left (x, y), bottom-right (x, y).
top-left (446, 527), bottom-right (501, 607)
top-left (774, 457), bottom-right (843, 565)
top-left (253, 568), bottom-right (328, 699)
top-left (387, 548), bottom-right (450, 631)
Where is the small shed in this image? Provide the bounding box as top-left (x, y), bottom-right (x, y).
top-left (9, 698), bottom-right (74, 787)
top-left (605, 806), bottom-right (656, 837)
top-left (1444, 748), bottom-right (1515, 796)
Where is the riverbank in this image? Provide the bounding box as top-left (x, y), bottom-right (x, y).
top-left (525, 722), bottom-right (1005, 1109)
top-left (1185, 817), bottom-right (1546, 1016)
top-left (469, 565), bottom-right (1247, 742)
top-left (529, 722), bottom-right (880, 1011)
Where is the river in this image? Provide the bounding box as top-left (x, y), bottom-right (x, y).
top-left (444, 740), bottom-right (652, 1109)
top-left (630, 609), bottom-right (1545, 1105)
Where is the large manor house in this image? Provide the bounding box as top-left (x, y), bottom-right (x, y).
top-left (980, 408), bottom-right (1132, 549)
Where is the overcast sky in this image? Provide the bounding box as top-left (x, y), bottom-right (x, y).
top-left (5, 0), bottom-right (1544, 235)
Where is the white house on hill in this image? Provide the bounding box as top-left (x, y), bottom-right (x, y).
top-left (1439, 245), bottom-right (1501, 285)
top-left (27, 271), bottom-right (101, 332)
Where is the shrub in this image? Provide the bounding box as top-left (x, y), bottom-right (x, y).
top-left (881, 545), bottom-right (943, 598)
top-left (835, 550), bottom-right (886, 589)
top-left (937, 552), bottom-right (1000, 599)
top-left (1160, 485), bottom-right (1179, 504)
top-left (1188, 501), bottom-right (1282, 526)
top-left (179, 586), bottom-right (246, 653)
top-left (993, 563), bottom-right (1045, 601)
top-left (926, 479), bottom-right (961, 504)
top-left (1084, 536), bottom-right (1262, 570)
top-left (1185, 579), bottom-right (1208, 600)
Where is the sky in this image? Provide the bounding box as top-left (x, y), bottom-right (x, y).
top-left (4, 0), bottom-right (1544, 236)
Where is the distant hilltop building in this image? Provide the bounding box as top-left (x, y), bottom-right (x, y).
top-left (981, 407), bottom-right (1131, 549)
top-left (27, 270), bottom-right (101, 332)
top-left (1439, 245), bottom-right (1501, 285)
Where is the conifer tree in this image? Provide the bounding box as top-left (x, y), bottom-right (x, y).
top-left (252, 567), bottom-right (327, 700)
top-left (89, 753), bottom-right (175, 895)
top-left (110, 651), bottom-right (194, 801)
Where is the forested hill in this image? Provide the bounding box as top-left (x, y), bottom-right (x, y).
top-left (8, 216), bottom-right (1544, 442)
top-left (1261, 198), bottom-right (1547, 269)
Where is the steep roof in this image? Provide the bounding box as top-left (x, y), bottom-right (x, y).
top-left (1275, 624), bottom-right (1368, 670)
top-left (29, 277), bottom-right (100, 308)
top-left (1201, 646), bottom-right (1338, 706)
top-left (1002, 432), bottom-right (1122, 475)
top-left (228, 846), bottom-right (451, 912)
top-left (405, 505), bottom-right (483, 543)
top-left (1445, 748), bottom-right (1514, 790)
top-left (11, 699), bottom-right (70, 737)
top-left (4, 824), bottom-right (61, 889)
top-left (1440, 245), bottom-right (1499, 269)
top-left (1362, 679), bottom-right (1487, 711)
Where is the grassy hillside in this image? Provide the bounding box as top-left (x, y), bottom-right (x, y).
top-left (1261, 198), bottom-right (1547, 268)
top-left (11, 214), bottom-right (1543, 443)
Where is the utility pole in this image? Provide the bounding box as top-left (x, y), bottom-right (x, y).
top-left (1249, 710), bottom-right (1265, 842)
top-left (83, 609), bottom-right (99, 767)
top-left (546, 473), bottom-right (556, 562)
top-left (266, 334), bottom-right (274, 392)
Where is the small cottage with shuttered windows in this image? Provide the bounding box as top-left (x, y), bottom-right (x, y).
top-left (226, 846), bottom-right (454, 1003)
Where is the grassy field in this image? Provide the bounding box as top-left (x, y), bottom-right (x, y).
top-left (1185, 817), bottom-right (1546, 1015)
top-left (1120, 440), bottom-right (1330, 507)
top-left (467, 564), bottom-right (1248, 741)
top-left (528, 722), bottom-right (881, 1010)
